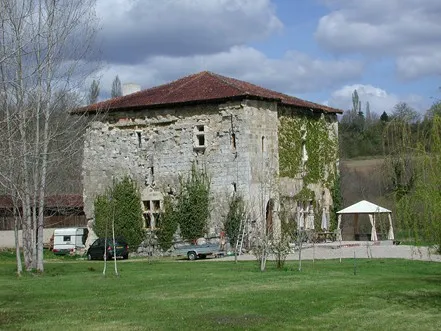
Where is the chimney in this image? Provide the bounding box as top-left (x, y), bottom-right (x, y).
top-left (122, 83), bottom-right (141, 96)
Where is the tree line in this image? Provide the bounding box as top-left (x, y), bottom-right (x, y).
top-left (339, 89), bottom-right (441, 159)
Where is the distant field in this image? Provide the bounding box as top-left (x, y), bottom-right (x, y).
top-left (1, 258), bottom-right (441, 330)
top-left (341, 158), bottom-right (384, 174)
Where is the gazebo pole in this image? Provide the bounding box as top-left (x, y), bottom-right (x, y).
top-left (353, 214), bottom-right (359, 240)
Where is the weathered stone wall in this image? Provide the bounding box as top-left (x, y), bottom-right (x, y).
top-left (82, 100), bottom-right (280, 235)
top-left (82, 99), bottom-right (337, 238)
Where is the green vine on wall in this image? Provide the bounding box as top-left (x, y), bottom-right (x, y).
top-left (279, 113), bottom-right (338, 187)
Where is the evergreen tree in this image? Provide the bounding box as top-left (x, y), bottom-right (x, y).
top-left (93, 176), bottom-right (145, 250)
top-left (177, 164), bottom-right (211, 242)
top-left (380, 111), bottom-right (389, 122)
top-left (224, 194), bottom-right (246, 247)
top-left (156, 196), bottom-right (179, 251)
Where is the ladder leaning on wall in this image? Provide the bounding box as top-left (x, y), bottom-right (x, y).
top-left (235, 218), bottom-right (247, 256)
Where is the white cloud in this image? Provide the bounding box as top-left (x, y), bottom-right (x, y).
top-left (315, 0), bottom-right (441, 79)
top-left (95, 46), bottom-right (364, 98)
top-left (95, 0), bottom-right (282, 63)
top-left (327, 84), bottom-right (428, 114)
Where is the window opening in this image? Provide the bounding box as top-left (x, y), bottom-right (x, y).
top-left (231, 133), bottom-right (236, 150)
top-left (261, 136), bottom-right (265, 152)
top-left (197, 134), bottom-right (205, 146)
top-left (63, 235), bottom-right (71, 242)
top-left (136, 131), bottom-right (142, 147)
top-left (197, 125), bottom-right (204, 132)
top-left (144, 213), bottom-right (152, 228)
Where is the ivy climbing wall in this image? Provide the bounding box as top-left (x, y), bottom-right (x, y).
top-left (278, 106), bottom-right (339, 228)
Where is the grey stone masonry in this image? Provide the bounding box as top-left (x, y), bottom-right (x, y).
top-left (82, 98), bottom-right (337, 238)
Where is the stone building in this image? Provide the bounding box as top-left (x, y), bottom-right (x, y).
top-left (75, 71), bottom-right (341, 240)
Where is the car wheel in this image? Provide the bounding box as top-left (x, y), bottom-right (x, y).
top-left (187, 251), bottom-right (197, 261)
top-left (87, 253), bottom-right (92, 261)
top-left (123, 253), bottom-right (129, 260)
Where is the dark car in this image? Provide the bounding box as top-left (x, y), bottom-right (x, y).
top-left (87, 238), bottom-right (129, 260)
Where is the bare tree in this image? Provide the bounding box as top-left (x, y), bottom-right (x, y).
top-left (0, 0), bottom-right (98, 272)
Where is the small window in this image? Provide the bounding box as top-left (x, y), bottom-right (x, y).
top-left (143, 201), bottom-right (151, 211)
top-left (63, 235), bottom-right (71, 242)
top-left (136, 131), bottom-right (142, 147)
top-left (232, 182), bottom-right (237, 192)
top-left (261, 136), bottom-right (265, 152)
top-left (197, 134), bottom-right (205, 146)
top-left (194, 125), bottom-right (206, 149)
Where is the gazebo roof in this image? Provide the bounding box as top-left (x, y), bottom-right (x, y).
top-left (337, 200), bottom-right (391, 214)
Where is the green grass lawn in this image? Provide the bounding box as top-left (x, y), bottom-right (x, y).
top-left (0, 257), bottom-right (440, 331)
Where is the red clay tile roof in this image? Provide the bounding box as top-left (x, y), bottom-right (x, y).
top-left (75, 71), bottom-right (342, 114)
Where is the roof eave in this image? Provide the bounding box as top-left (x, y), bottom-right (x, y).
top-left (73, 95), bottom-right (341, 115)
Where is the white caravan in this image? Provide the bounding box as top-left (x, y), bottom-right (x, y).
top-left (52, 227), bottom-right (88, 255)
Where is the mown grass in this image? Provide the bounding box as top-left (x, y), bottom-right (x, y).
top-left (0, 257), bottom-right (440, 330)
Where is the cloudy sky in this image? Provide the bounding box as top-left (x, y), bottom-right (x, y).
top-left (92, 0), bottom-right (441, 114)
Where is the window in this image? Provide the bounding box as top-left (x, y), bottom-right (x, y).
top-left (153, 200), bottom-right (160, 211)
top-left (136, 131), bottom-right (142, 147)
top-left (197, 135), bottom-right (205, 146)
top-left (261, 136), bottom-right (265, 152)
top-left (144, 213), bottom-right (152, 229)
top-left (63, 235), bottom-right (71, 242)
top-left (194, 125), bottom-right (206, 149)
top-left (142, 200), bottom-right (163, 229)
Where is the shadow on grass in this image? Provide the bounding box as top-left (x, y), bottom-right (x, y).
top-left (380, 290), bottom-right (441, 310)
top-left (209, 313), bottom-right (267, 328)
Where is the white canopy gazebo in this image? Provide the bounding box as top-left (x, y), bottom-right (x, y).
top-left (336, 200), bottom-right (394, 241)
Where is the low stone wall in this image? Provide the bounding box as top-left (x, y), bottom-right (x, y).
top-left (0, 228), bottom-right (56, 248)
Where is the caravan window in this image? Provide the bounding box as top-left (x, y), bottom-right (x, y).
top-left (63, 235), bottom-right (71, 242)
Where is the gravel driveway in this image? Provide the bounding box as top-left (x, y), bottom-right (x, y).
top-left (214, 241), bottom-right (441, 262)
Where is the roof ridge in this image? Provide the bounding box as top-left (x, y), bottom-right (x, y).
top-left (207, 72), bottom-right (248, 94)
top-left (160, 71), bottom-right (207, 100)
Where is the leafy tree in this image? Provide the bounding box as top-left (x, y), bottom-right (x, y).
top-left (93, 176), bottom-right (145, 250)
top-left (425, 101), bottom-right (441, 120)
top-left (88, 80), bottom-right (100, 105)
top-left (156, 196), bottom-right (179, 251)
top-left (384, 114), bottom-right (441, 251)
top-left (111, 75), bottom-right (122, 98)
